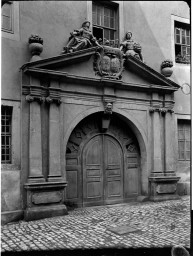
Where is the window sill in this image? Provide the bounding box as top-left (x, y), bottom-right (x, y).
top-left (174, 62), bottom-right (190, 68)
top-left (1, 164), bottom-right (20, 171)
top-left (1, 29), bottom-right (14, 34)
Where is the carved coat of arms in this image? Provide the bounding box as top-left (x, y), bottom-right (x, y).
top-left (94, 46), bottom-right (124, 80)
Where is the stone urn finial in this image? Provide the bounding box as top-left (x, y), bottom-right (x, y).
top-left (28, 34), bottom-right (43, 62)
top-left (161, 59), bottom-right (173, 77)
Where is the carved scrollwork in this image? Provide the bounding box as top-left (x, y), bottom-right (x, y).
top-left (149, 107), bottom-right (174, 114)
top-left (26, 94), bottom-right (44, 104)
top-left (167, 109), bottom-right (174, 113)
top-left (26, 94), bottom-right (34, 103)
top-left (36, 96), bottom-right (45, 104)
top-left (45, 96), bottom-right (61, 105)
top-left (149, 107), bottom-right (155, 113)
top-left (159, 108), bottom-right (167, 114)
top-left (45, 96), bottom-right (53, 104)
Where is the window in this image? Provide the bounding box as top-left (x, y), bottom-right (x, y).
top-left (1, 106), bottom-right (12, 164)
top-left (1, 1), bottom-right (13, 33)
top-left (178, 120), bottom-right (191, 161)
top-left (175, 21), bottom-right (190, 64)
top-left (92, 1), bottom-right (118, 46)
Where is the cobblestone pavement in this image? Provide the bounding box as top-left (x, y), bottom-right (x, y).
top-left (1, 196), bottom-right (190, 252)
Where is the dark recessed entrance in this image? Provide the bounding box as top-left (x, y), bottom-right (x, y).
top-left (65, 112), bottom-right (140, 208)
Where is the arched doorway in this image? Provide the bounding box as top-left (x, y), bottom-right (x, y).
top-left (83, 134), bottom-right (123, 207)
top-left (65, 112), bottom-right (140, 207)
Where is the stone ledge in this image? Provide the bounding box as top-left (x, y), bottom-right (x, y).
top-left (24, 204), bottom-right (67, 221)
top-left (149, 176), bottom-right (181, 182)
top-left (149, 194), bottom-right (180, 202)
top-left (137, 196), bottom-right (149, 202)
top-left (1, 210), bottom-right (24, 225)
top-left (24, 181), bottom-right (68, 190)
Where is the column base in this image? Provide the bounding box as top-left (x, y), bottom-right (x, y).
top-left (24, 204), bottom-right (67, 221)
top-left (137, 196), bottom-right (149, 202)
top-left (24, 181), bottom-right (68, 221)
top-left (27, 177), bottom-right (45, 183)
top-left (47, 176), bottom-right (64, 182)
top-left (149, 194), bottom-right (180, 202)
top-left (149, 176), bottom-right (181, 202)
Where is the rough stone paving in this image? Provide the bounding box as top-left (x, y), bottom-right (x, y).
top-left (1, 196), bottom-right (190, 252)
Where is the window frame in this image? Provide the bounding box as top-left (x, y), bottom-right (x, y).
top-left (1, 1), bottom-right (14, 34)
top-left (1, 106), bottom-right (13, 164)
top-left (92, 1), bottom-right (119, 45)
top-left (1, 101), bottom-right (21, 170)
top-left (171, 15), bottom-right (190, 66)
top-left (177, 120), bottom-right (191, 161)
top-left (1, 1), bottom-right (20, 41)
top-left (174, 21), bottom-right (190, 64)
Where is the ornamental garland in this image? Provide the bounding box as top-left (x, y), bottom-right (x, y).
top-left (161, 59), bottom-right (173, 69)
top-left (28, 34), bottom-right (43, 45)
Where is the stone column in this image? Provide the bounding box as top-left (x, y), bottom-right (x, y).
top-left (26, 77), bottom-right (45, 183)
top-left (46, 81), bottom-right (63, 182)
top-left (24, 77), bottom-right (67, 221)
top-left (149, 93), bottom-right (180, 201)
top-left (152, 110), bottom-right (163, 174)
top-left (150, 93), bottom-right (164, 176)
top-left (164, 110), bottom-right (176, 176)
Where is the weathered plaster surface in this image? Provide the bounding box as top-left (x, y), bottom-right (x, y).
top-left (1, 171), bottom-right (21, 212)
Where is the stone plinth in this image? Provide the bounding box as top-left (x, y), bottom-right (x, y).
top-left (24, 182), bottom-right (68, 221)
top-left (149, 176), bottom-right (180, 201)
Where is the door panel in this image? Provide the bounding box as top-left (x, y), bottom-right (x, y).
top-left (83, 136), bottom-right (103, 206)
top-left (124, 153), bottom-right (139, 197)
top-left (104, 136), bottom-right (123, 203)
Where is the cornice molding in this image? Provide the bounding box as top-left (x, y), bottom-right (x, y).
top-left (20, 47), bottom-right (180, 93)
top-left (20, 47), bottom-right (97, 71)
top-left (22, 67), bottom-right (179, 93)
top-left (125, 55), bottom-right (180, 89)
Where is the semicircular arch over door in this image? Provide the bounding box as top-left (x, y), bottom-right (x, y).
top-left (83, 134), bottom-right (124, 207)
top-left (65, 112), bottom-right (141, 208)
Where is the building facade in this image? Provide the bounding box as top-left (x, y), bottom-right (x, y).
top-left (1, 1), bottom-right (190, 224)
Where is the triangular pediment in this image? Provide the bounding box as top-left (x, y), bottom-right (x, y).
top-left (21, 47), bottom-right (180, 92)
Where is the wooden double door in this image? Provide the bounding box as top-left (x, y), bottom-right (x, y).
top-left (83, 134), bottom-right (123, 206)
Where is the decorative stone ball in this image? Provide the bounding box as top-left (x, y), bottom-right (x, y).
top-left (29, 42), bottom-right (43, 56)
top-left (161, 67), bottom-right (173, 77)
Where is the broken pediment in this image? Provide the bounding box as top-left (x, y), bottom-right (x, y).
top-left (21, 46), bottom-right (180, 93)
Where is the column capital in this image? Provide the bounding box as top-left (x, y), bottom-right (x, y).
top-left (149, 107), bottom-right (173, 114)
top-left (26, 94), bottom-right (45, 104)
top-left (46, 87), bottom-right (62, 105)
top-left (45, 96), bottom-right (61, 105)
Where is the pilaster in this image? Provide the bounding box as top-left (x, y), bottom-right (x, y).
top-left (46, 81), bottom-right (63, 182)
top-left (149, 93), bottom-right (180, 201)
top-left (164, 94), bottom-right (176, 176)
top-left (165, 111), bottom-right (176, 176)
top-left (24, 77), bottom-right (67, 221)
top-left (26, 77), bottom-right (45, 183)
top-left (149, 93), bottom-right (164, 177)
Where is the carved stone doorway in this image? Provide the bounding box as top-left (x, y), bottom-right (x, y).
top-left (65, 112), bottom-right (140, 208)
